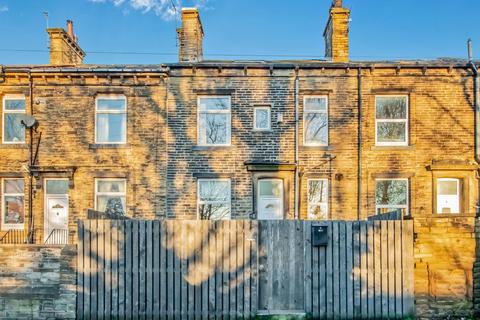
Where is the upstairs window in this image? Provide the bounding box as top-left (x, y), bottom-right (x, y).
top-left (198, 96), bottom-right (231, 146)
top-left (304, 96), bottom-right (328, 146)
top-left (307, 179), bottom-right (328, 220)
top-left (95, 179), bottom-right (126, 216)
top-left (375, 96), bottom-right (408, 146)
top-left (436, 178), bottom-right (460, 214)
top-left (375, 179), bottom-right (409, 216)
top-left (95, 95), bottom-right (127, 144)
top-left (2, 95), bottom-right (26, 143)
top-left (253, 106), bottom-right (271, 130)
top-left (197, 179), bottom-right (231, 220)
top-left (2, 178), bottom-right (25, 230)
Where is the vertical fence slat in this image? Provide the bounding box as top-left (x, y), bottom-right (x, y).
top-left (402, 220), bottom-right (414, 317)
top-left (118, 220), bottom-right (126, 320)
top-left (146, 220), bottom-right (153, 319)
top-left (395, 220), bottom-right (403, 318)
top-left (153, 221), bottom-right (160, 319)
top-left (308, 222), bottom-right (317, 318)
top-left (208, 221), bottom-right (216, 320)
top-left (374, 220), bottom-right (382, 319)
top-left (326, 221), bottom-right (334, 319)
top-left (243, 220), bottom-right (251, 318)
top-left (77, 220), bottom-right (84, 320)
top-left (105, 220), bottom-right (112, 320)
top-left (125, 221), bottom-right (133, 320)
top-left (84, 220), bottom-right (91, 320)
top-left (339, 222), bottom-right (346, 319)
top-left (387, 220), bottom-right (395, 318)
top-left (159, 221), bottom-right (167, 318)
top-left (367, 221), bottom-right (375, 319)
top-left (345, 222), bottom-right (353, 319)
top-left (353, 222), bottom-right (361, 318)
top-left (166, 220), bottom-right (174, 319)
top-left (139, 221), bottom-right (146, 318)
top-left (332, 222), bottom-right (340, 316)
top-left (111, 220), bottom-right (118, 319)
top-left (360, 221), bottom-right (368, 319)
top-left (381, 220), bottom-right (388, 317)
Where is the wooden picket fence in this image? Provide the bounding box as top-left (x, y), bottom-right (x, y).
top-left (77, 219), bottom-right (414, 319)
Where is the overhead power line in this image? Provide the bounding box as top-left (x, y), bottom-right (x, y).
top-left (0, 48), bottom-right (474, 60)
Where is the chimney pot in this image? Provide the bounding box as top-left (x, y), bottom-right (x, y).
top-left (66, 20), bottom-right (74, 40)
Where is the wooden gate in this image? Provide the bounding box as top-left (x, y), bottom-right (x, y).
top-left (258, 220), bottom-right (305, 313)
top-left (77, 219), bottom-right (414, 319)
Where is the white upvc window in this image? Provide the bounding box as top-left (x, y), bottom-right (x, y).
top-left (95, 179), bottom-right (126, 216)
top-left (375, 178), bottom-right (409, 216)
top-left (2, 94), bottom-right (26, 144)
top-left (1, 178), bottom-right (25, 230)
top-left (436, 178), bottom-right (460, 214)
top-left (95, 95), bottom-right (127, 144)
top-left (253, 106), bottom-right (271, 131)
top-left (197, 96), bottom-right (231, 146)
top-left (375, 95), bottom-right (408, 146)
top-left (197, 178), bottom-right (231, 220)
top-left (307, 179), bottom-right (329, 220)
top-left (304, 96), bottom-right (328, 146)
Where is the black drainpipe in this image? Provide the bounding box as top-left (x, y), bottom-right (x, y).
top-left (357, 67), bottom-right (362, 221)
top-left (27, 71), bottom-right (34, 243)
top-left (468, 40), bottom-right (480, 219)
top-left (468, 40), bottom-right (480, 163)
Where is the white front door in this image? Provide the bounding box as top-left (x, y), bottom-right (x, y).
top-left (257, 179), bottom-right (284, 219)
top-left (44, 179), bottom-right (69, 243)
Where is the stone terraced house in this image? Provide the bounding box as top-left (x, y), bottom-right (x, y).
top-left (0, 1), bottom-right (479, 315)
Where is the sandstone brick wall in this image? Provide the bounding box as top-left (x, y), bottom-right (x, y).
top-left (0, 245), bottom-right (77, 319)
top-left (0, 73), bottom-right (168, 241)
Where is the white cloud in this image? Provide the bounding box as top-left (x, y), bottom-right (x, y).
top-left (89, 0), bottom-right (211, 20)
top-left (0, 4), bottom-right (8, 12)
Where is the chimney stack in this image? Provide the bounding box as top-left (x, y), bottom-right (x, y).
top-left (177, 8), bottom-right (204, 63)
top-left (47, 20), bottom-right (85, 65)
top-left (323, 0), bottom-right (350, 63)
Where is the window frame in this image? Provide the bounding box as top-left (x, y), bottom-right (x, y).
top-left (94, 94), bottom-right (127, 144)
top-left (94, 178), bottom-right (127, 213)
top-left (303, 95), bottom-right (329, 146)
top-left (435, 177), bottom-right (461, 214)
top-left (197, 95), bottom-right (232, 146)
top-left (375, 178), bottom-right (409, 216)
top-left (307, 178), bottom-right (329, 220)
top-left (1, 178), bottom-right (25, 230)
top-left (253, 106), bottom-right (271, 131)
top-left (375, 95), bottom-right (409, 146)
top-left (2, 94), bottom-right (26, 144)
top-left (197, 178), bottom-right (232, 220)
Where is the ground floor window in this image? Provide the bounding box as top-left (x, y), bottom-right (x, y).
top-left (436, 178), bottom-right (460, 214)
top-left (307, 179), bottom-right (328, 220)
top-left (1, 178), bottom-right (25, 230)
top-left (197, 179), bottom-right (231, 220)
top-left (375, 178), bottom-right (408, 216)
top-left (95, 179), bottom-right (126, 216)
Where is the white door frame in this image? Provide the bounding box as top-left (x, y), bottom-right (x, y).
top-left (44, 178), bottom-right (69, 243)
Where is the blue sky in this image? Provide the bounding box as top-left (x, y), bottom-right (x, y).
top-left (0, 0), bottom-right (479, 65)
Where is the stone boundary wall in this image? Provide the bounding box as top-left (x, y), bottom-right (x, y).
top-left (0, 245), bottom-right (76, 319)
top-left (414, 216), bottom-right (477, 319)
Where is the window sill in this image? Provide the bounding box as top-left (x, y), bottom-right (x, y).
top-left (371, 145), bottom-right (415, 151)
top-left (192, 145), bottom-right (232, 151)
top-left (89, 143), bottom-right (131, 149)
top-left (300, 145), bottom-right (333, 151)
top-left (0, 144), bottom-right (28, 149)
